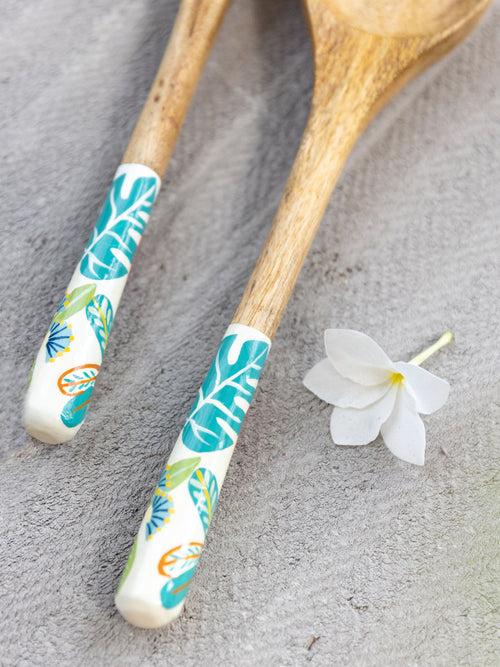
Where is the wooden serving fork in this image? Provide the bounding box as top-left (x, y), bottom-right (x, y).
top-left (24, 0), bottom-right (231, 444)
top-left (115, 0), bottom-right (490, 627)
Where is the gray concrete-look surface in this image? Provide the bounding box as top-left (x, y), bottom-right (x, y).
top-left (1, 1), bottom-right (499, 665)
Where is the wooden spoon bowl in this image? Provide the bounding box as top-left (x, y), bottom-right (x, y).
top-left (327, 0), bottom-right (483, 36)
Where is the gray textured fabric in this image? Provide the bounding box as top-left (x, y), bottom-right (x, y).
top-left (1, 1), bottom-right (499, 665)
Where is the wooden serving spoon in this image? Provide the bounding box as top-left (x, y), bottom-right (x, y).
top-left (24, 0), bottom-right (231, 444)
top-left (115, 0), bottom-right (489, 628)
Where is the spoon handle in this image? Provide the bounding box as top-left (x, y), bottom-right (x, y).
top-left (115, 26), bottom-right (375, 630)
top-left (24, 0), bottom-right (230, 444)
top-left (115, 324), bottom-right (271, 628)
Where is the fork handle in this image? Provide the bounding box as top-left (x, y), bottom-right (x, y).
top-left (124, 0), bottom-right (230, 175)
top-left (24, 0), bottom-right (230, 444)
top-left (24, 163), bottom-right (160, 444)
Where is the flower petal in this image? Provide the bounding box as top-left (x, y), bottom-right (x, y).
top-left (394, 361), bottom-right (450, 415)
top-left (330, 385), bottom-right (398, 446)
top-left (324, 329), bottom-right (394, 385)
top-left (304, 358), bottom-right (391, 408)
top-left (380, 388), bottom-right (426, 465)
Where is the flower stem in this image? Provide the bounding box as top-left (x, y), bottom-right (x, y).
top-left (409, 330), bottom-right (454, 366)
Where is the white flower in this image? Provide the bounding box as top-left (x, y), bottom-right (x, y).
top-left (303, 329), bottom-right (450, 465)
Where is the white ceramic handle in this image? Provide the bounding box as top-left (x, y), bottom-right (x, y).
top-left (24, 163), bottom-right (161, 444)
top-left (115, 323), bottom-right (271, 628)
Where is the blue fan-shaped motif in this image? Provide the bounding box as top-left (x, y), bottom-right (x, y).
top-left (45, 321), bottom-right (73, 362)
top-left (156, 467), bottom-right (172, 495)
top-left (145, 493), bottom-right (174, 540)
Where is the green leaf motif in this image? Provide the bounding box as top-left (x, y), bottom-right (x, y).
top-left (60, 387), bottom-right (93, 428)
top-left (80, 170), bottom-right (159, 280)
top-left (188, 468), bottom-right (219, 534)
top-left (117, 538), bottom-right (137, 593)
top-left (86, 295), bottom-right (114, 356)
top-left (182, 334), bottom-right (270, 452)
top-left (164, 457), bottom-right (202, 491)
top-left (53, 284), bottom-right (96, 324)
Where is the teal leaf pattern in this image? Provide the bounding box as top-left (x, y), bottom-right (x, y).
top-left (158, 543), bottom-right (203, 610)
top-left (115, 328), bottom-right (272, 613)
top-left (182, 334), bottom-right (269, 452)
top-left (80, 170), bottom-right (159, 280)
top-left (160, 567), bottom-right (197, 609)
top-left (86, 295), bottom-right (114, 356)
top-left (60, 387), bottom-right (93, 428)
top-left (53, 284), bottom-right (96, 324)
top-left (188, 468), bottom-right (219, 534)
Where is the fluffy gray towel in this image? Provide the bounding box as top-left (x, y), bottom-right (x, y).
top-left (1, 0), bottom-right (498, 664)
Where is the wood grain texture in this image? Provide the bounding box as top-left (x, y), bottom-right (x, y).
top-left (123, 0), bottom-right (230, 176)
top-left (233, 0), bottom-right (490, 337)
top-left (1, 1), bottom-right (498, 663)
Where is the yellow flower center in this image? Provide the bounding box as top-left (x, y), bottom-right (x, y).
top-left (390, 371), bottom-right (405, 385)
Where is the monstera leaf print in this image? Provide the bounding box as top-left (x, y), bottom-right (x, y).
top-left (86, 294), bottom-right (114, 356)
top-left (182, 334), bottom-right (269, 452)
top-left (57, 364), bottom-right (100, 396)
top-left (53, 284), bottom-right (96, 324)
top-left (80, 171), bottom-right (159, 280)
top-left (158, 542), bottom-right (203, 610)
top-left (188, 468), bottom-right (219, 534)
top-left (60, 387), bottom-right (93, 428)
top-left (160, 567), bottom-right (197, 609)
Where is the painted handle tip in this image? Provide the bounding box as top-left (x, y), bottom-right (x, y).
top-left (115, 593), bottom-right (183, 629)
top-left (114, 325), bottom-right (271, 629)
top-left (24, 164), bottom-right (161, 445)
top-left (23, 394), bottom-right (80, 444)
